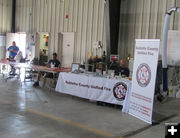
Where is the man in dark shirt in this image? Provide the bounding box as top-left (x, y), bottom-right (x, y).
top-left (48, 53), bottom-right (60, 67)
top-left (33, 53), bottom-right (60, 87)
top-left (115, 59), bottom-right (129, 77)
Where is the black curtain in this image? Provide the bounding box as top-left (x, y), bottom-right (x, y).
top-left (11, 0), bottom-right (16, 33)
top-left (109, 0), bottom-right (121, 54)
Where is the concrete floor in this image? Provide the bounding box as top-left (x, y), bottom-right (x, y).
top-left (0, 76), bottom-right (179, 138)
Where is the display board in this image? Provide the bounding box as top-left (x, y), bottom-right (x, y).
top-left (128, 39), bottom-right (160, 124)
top-left (167, 30), bottom-right (180, 66)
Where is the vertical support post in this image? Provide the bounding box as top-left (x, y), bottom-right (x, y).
top-left (162, 14), bottom-right (170, 92)
top-left (104, 0), bottom-right (111, 66)
top-left (11, 0), bottom-right (16, 33)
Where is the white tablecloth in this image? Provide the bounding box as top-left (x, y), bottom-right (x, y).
top-left (56, 72), bottom-right (131, 106)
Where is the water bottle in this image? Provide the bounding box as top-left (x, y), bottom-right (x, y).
top-left (50, 62), bottom-right (54, 68)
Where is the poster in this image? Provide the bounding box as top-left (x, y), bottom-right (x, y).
top-left (128, 39), bottom-right (160, 124)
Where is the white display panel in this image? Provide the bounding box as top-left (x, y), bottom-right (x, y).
top-left (59, 32), bottom-right (75, 67)
top-left (128, 39), bottom-right (160, 124)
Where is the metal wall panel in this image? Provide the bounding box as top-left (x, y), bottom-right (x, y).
top-left (86, 0), bottom-right (94, 58)
top-left (0, 0), bottom-right (12, 59)
top-left (141, 0), bottom-right (151, 39)
top-left (118, 0), bottom-right (180, 59)
top-left (15, 0), bottom-right (106, 63)
top-left (0, 47), bottom-right (6, 59)
top-left (149, 0), bottom-right (159, 39)
top-left (118, 0), bottom-right (132, 59)
top-left (3, 0), bottom-right (180, 63)
top-left (0, 0), bottom-right (12, 34)
top-left (175, 0), bottom-right (180, 30)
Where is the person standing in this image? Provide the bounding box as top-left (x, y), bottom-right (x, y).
top-left (8, 41), bottom-right (19, 60)
top-left (7, 41), bottom-right (19, 75)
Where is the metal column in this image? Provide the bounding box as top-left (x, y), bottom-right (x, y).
top-left (11, 0), bottom-right (16, 33)
top-left (104, 0), bottom-right (111, 66)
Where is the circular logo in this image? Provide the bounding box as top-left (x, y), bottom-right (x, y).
top-left (136, 63), bottom-right (151, 87)
top-left (113, 82), bottom-right (127, 101)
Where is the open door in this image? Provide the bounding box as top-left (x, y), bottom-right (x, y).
top-left (6, 33), bottom-right (27, 58)
top-left (35, 32), bottom-right (49, 65)
top-left (35, 33), bottom-right (40, 59)
top-left (58, 32), bottom-right (74, 67)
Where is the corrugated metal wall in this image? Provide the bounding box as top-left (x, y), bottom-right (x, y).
top-left (0, 0), bottom-right (12, 34)
top-left (0, 47), bottom-right (5, 59)
top-left (15, 0), bottom-right (106, 63)
top-left (118, 0), bottom-right (180, 59)
top-left (0, 0), bottom-right (12, 59)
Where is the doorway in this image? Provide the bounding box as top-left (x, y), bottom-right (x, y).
top-left (6, 33), bottom-right (27, 58)
top-left (35, 32), bottom-right (49, 66)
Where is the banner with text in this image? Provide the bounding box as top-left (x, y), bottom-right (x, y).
top-left (128, 39), bottom-right (160, 124)
top-left (56, 72), bottom-right (131, 105)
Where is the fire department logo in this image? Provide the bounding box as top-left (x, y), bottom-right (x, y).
top-left (113, 82), bottom-right (127, 101)
top-left (136, 63), bottom-right (151, 87)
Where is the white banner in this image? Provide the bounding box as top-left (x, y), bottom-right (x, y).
top-left (56, 72), bottom-right (131, 105)
top-left (128, 39), bottom-right (160, 124)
